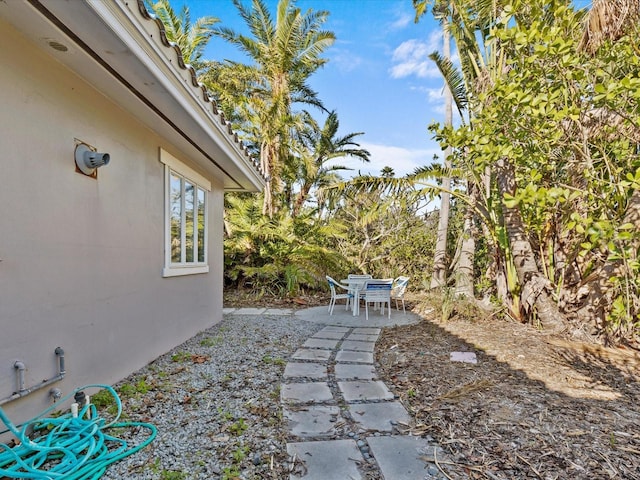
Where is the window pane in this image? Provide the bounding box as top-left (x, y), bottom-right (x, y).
top-left (197, 188), bottom-right (205, 263)
top-left (170, 173), bottom-right (182, 263)
top-left (163, 153), bottom-right (209, 276)
top-left (184, 181), bottom-right (195, 263)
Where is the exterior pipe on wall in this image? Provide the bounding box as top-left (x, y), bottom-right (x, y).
top-left (55, 347), bottom-right (65, 375)
top-left (14, 361), bottom-right (26, 393)
top-left (0, 348), bottom-right (66, 406)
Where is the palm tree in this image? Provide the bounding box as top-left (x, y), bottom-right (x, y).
top-left (212, 0), bottom-right (335, 217)
top-left (144, 0), bottom-right (219, 73)
top-left (291, 111), bottom-right (370, 217)
top-left (414, 1), bottom-right (454, 291)
top-left (414, 0), bottom-right (475, 297)
top-left (414, 0), bottom-right (571, 331)
top-left (579, 0), bottom-right (640, 54)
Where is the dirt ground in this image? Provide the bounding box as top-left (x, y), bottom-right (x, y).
top-left (375, 296), bottom-right (640, 480)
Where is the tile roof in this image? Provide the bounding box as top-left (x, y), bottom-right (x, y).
top-left (135, 0), bottom-right (266, 183)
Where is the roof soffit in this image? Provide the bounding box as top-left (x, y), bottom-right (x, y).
top-left (0, 0), bottom-right (264, 191)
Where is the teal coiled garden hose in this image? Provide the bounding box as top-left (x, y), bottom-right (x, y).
top-left (0, 384), bottom-right (156, 479)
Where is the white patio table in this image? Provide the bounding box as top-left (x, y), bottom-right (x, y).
top-left (340, 278), bottom-right (368, 316)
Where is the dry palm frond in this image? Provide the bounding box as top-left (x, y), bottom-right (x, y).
top-left (580, 107), bottom-right (640, 142)
top-left (560, 106), bottom-right (640, 143)
top-left (434, 379), bottom-right (494, 403)
top-left (579, 0), bottom-right (640, 54)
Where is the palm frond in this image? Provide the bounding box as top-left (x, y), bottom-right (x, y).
top-left (429, 50), bottom-right (468, 118)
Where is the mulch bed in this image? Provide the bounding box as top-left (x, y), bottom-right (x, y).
top-left (224, 289), bottom-right (640, 479)
top-left (375, 302), bottom-right (640, 479)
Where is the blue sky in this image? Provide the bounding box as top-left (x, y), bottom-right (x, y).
top-left (184, 0), bottom-right (445, 178)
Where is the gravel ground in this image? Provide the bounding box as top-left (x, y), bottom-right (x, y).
top-left (100, 313), bottom-right (322, 480)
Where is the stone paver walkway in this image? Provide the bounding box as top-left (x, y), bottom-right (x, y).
top-left (281, 325), bottom-right (445, 479)
top-left (226, 306), bottom-right (446, 479)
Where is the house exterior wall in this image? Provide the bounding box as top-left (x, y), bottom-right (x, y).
top-left (0, 20), bottom-right (224, 428)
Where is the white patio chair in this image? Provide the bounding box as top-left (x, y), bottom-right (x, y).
top-left (363, 279), bottom-right (393, 320)
top-left (347, 275), bottom-right (371, 306)
top-left (326, 276), bottom-right (353, 315)
top-left (391, 276), bottom-right (410, 313)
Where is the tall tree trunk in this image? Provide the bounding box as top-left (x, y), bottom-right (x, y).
top-left (496, 159), bottom-right (566, 333)
top-left (292, 183), bottom-right (311, 217)
top-left (431, 17), bottom-right (452, 289)
top-left (454, 180), bottom-right (475, 297)
top-left (261, 142), bottom-right (273, 217)
top-left (454, 215), bottom-right (475, 297)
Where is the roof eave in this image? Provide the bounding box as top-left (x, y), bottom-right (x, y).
top-left (0, 0), bottom-right (265, 192)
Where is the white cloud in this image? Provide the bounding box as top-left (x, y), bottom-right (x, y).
top-left (330, 49), bottom-right (364, 73)
top-left (420, 86), bottom-right (445, 103)
top-left (389, 31), bottom-right (442, 79)
top-left (334, 142), bottom-right (441, 178)
top-left (408, 85), bottom-right (446, 115)
top-left (389, 12), bottom-right (412, 30)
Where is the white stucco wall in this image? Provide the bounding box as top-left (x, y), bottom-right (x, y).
top-left (0, 20), bottom-right (224, 429)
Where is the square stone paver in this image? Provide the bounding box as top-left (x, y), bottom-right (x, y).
top-left (292, 349), bottom-right (332, 361)
top-left (311, 330), bottom-right (346, 340)
top-left (340, 340), bottom-right (375, 352)
top-left (287, 440), bottom-right (363, 480)
top-left (284, 362), bottom-right (328, 379)
top-left (348, 402), bottom-right (411, 432)
top-left (352, 327), bottom-right (381, 335)
top-left (318, 326), bottom-right (350, 333)
top-left (346, 333), bottom-right (379, 342)
top-left (281, 382), bottom-right (333, 404)
top-left (367, 435), bottom-right (439, 480)
top-left (338, 380), bottom-right (394, 402)
top-left (283, 405), bottom-right (341, 438)
top-left (303, 338), bottom-right (339, 349)
top-left (450, 351), bottom-right (478, 364)
top-left (335, 351), bottom-right (374, 364)
top-left (334, 363), bottom-right (377, 380)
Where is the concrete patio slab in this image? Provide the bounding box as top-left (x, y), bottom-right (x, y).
top-left (233, 307), bottom-right (267, 315)
top-left (303, 338), bottom-right (340, 349)
top-left (287, 440), bottom-right (364, 480)
top-left (310, 330), bottom-right (346, 340)
top-left (367, 435), bottom-right (439, 480)
top-left (348, 402), bottom-right (411, 432)
top-left (335, 351), bottom-right (374, 364)
top-left (334, 363), bottom-right (377, 380)
top-left (283, 405), bottom-right (341, 438)
top-left (281, 382), bottom-right (333, 404)
top-left (295, 306), bottom-right (420, 328)
top-left (292, 349), bottom-right (332, 361)
top-left (284, 362), bottom-right (328, 379)
top-left (338, 380), bottom-right (395, 402)
top-left (352, 327), bottom-right (381, 335)
top-left (264, 308), bottom-right (294, 315)
top-left (340, 340), bottom-right (375, 352)
top-left (346, 333), bottom-right (379, 342)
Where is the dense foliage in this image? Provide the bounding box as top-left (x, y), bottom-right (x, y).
top-left (149, 0), bottom-right (640, 345)
top-left (422, 0), bottom-right (640, 343)
top-left (200, 0), bottom-right (438, 296)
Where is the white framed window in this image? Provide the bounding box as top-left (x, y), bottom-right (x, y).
top-left (160, 149), bottom-right (211, 277)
